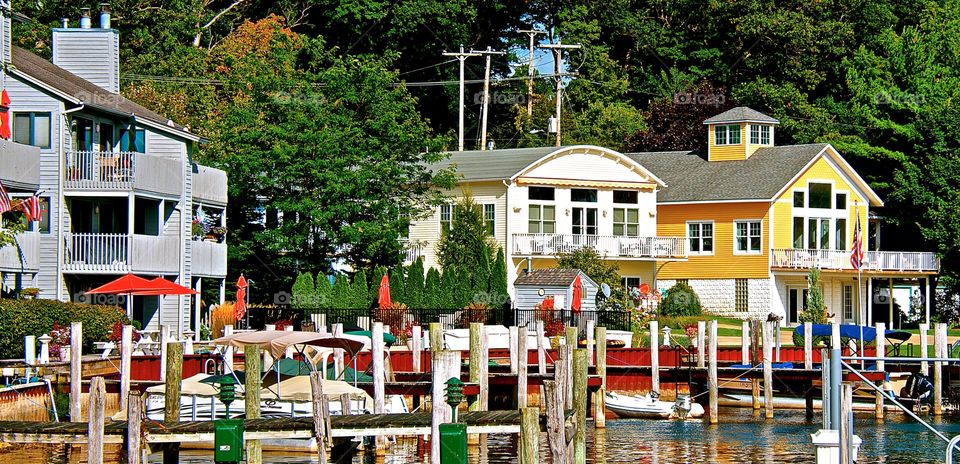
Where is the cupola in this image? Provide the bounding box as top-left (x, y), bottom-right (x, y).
top-left (703, 107), bottom-right (779, 161)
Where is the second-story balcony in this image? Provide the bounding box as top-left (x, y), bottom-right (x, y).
top-left (0, 140), bottom-right (40, 190)
top-left (0, 232), bottom-right (40, 273)
top-left (63, 233), bottom-right (180, 274)
top-left (64, 151), bottom-right (183, 196)
top-left (191, 239), bottom-right (228, 278)
top-left (192, 164), bottom-right (228, 206)
top-left (512, 234), bottom-right (687, 260)
top-left (771, 248), bottom-right (940, 273)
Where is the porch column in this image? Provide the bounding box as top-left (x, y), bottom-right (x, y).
top-left (193, 278), bottom-right (202, 341)
top-left (888, 278), bottom-right (894, 330)
top-left (925, 276), bottom-right (931, 326)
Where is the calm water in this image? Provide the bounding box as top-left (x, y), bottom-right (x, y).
top-left (3, 409), bottom-right (959, 463)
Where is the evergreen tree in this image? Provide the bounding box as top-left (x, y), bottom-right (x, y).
top-left (490, 249), bottom-right (508, 306)
top-left (406, 258), bottom-right (426, 309)
top-left (453, 266), bottom-right (473, 308)
top-left (291, 272), bottom-right (316, 309)
top-left (436, 193), bottom-right (496, 284)
top-left (800, 268), bottom-right (828, 324)
top-left (472, 256), bottom-right (491, 305)
top-left (440, 267), bottom-right (457, 308)
top-left (424, 267), bottom-right (442, 308)
top-left (315, 272), bottom-right (332, 308)
top-left (352, 270), bottom-right (369, 309)
top-left (332, 274), bottom-right (351, 308)
top-left (389, 269), bottom-right (407, 306)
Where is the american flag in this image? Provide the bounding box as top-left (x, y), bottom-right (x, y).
top-left (0, 181), bottom-right (10, 214)
top-left (850, 213), bottom-right (864, 270)
top-left (23, 195), bottom-right (41, 222)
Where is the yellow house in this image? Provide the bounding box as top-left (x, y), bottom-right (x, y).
top-left (628, 107), bottom-right (939, 326)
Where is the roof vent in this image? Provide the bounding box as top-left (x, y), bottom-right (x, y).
top-left (61, 18), bottom-right (69, 28)
top-left (79, 8), bottom-right (92, 29)
top-left (99, 3), bottom-right (111, 29)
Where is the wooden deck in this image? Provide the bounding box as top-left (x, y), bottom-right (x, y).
top-left (0, 410), bottom-right (525, 445)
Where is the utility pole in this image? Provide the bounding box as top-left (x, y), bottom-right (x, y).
top-left (443, 46), bottom-right (481, 151)
top-left (519, 29), bottom-right (546, 118)
top-left (471, 47), bottom-right (506, 151)
top-left (539, 41), bottom-right (581, 147)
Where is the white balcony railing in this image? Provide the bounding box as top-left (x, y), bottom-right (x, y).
top-left (770, 248), bottom-right (940, 273)
top-left (512, 234), bottom-right (687, 259)
top-left (63, 233), bottom-right (180, 273)
top-left (64, 151), bottom-right (182, 195)
top-left (191, 239), bottom-right (228, 278)
top-left (192, 165), bottom-right (228, 205)
top-left (0, 232), bottom-right (40, 272)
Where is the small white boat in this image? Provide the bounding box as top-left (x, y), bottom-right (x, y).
top-left (605, 392), bottom-right (704, 419)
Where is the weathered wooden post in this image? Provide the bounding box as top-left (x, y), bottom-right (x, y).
top-left (372, 322), bottom-right (387, 453)
top-left (875, 322), bottom-right (885, 420)
top-left (595, 326), bottom-right (607, 428)
top-left (560, 345), bottom-right (573, 410)
top-left (697, 320), bottom-right (706, 368)
top-left (750, 320), bottom-right (761, 410)
top-left (543, 380), bottom-right (566, 464)
top-left (650, 319), bottom-right (660, 394)
top-left (340, 392), bottom-right (351, 415)
top-left (536, 321), bottom-right (547, 408)
top-left (245, 344), bottom-right (263, 464)
top-left (708, 320), bottom-right (719, 424)
top-left (565, 326), bottom-right (578, 349)
top-left (69, 321), bottom-right (82, 422)
top-left (804, 321), bottom-right (813, 370)
top-left (517, 326), bottom-right (528, 408)
top-left (412, 325), bottom-right (422, 373)
top-left (934, 323), bottom-right (946, 416)
top-left (160, 325), bottom-right (170, 379)
top-left (519, 407), bottom-right (539, 464)
top-left (127, 391), bottom-right (144, 464)
top-left (87, 376), bottom-right (106, 464)
top-left (762, 321), bottom-right (774, 419)
top-left (309, 371), bottom-right (328, 464)
top-left (839, 383), bottom-right (854, 464)
top-left (586, 320), bottom-right (596, 367)
top-left (509, 326), bottom-right (519, 374)
top-left (121, 325), bottom-right (133, 408)
top-left (919, 323), bottom-right (929, 375)
top-left (469, 323), bottom-right (483, 411)
top-left (573, 349), bottom-right (588, 462)
top-left (429, 322), bottom-right (443, 353)
top-left (163, 341), bottom-right (183, 464)
top-left (741, 320), bottom-right (750, 365)
top-left (431, 350), bottom-right (459, 464)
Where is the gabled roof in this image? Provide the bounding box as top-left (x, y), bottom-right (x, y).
top-left (626, 144), bottom-right (828, 203)
top-left (514, 268), bottom-right (597, 288)
top-left (9, 46), bottom-right (199, 142)
top-left (703, 106), bottom-right (779, 125)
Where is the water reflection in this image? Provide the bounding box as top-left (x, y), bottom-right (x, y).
top-left (1, 409), bottom-right (959, 463)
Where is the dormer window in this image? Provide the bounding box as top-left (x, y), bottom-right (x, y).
top-left (750, 124), bottom-right (771, 145)
top-left (714, 124), bottom-right (740, 145)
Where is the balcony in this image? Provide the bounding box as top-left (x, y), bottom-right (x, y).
top-left (191, 239), bottom-right (227, 278)
top-left (771, 248), bottom-right (940, 273)
top-left (64, 151), bottom-right (182, 196)
top-left (63, 233), bottom-right (180, 274)
top-left (512, 234), bottom-right (687, 259)
top-left (0, 140), bottom-right (40, 190)
top-left (192, 164), bottom-right (228, 205)
top-left (0, 232), bottom-right (39, 272)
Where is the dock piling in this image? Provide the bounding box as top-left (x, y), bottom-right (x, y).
top-left (120, 325), bottom-right (132, 407)
top-left (573, 349), bottom-right (588, 462)
top-left (587, 320), bottom-right (595, 367)
top-left (332, 323), bottom-right (344, 378)
top-left (750, 321), bottom-right (760, 410)
top-left (518, 407), bottom-right (538, 464)
top-left (650, 320), bottom-right (660, 394)
top-left (127, 391), bottom-right (143, 464)
top-left (87, 376), bottom-right (105, 464)
top-left (803, 321), bottom-right (813, 370)
top-left (372, 322), bottom-right (387, 452)
top-left (919, 323), bottom-right (929, 375)
top-left (509, 326), bottom-right (518, 374)
top-left (429, 322), bottom-right (443, 353)
top-left (839, 383), bottom-right (853, 464)
top-left (741, 320), bottom-right (749, 365)
top-left (934, 323), bottom-right (946, 416)
top-left (431, 350), bottom-right (459, 464)
top-left (535, 321), bottom-right (547, 409)
top-left (245, 344), bottom-right (263, 464)
top-left (69, 321), bottom-right (82, 422)
top-left (595, 326), bottom-right (607, 429)
top-left (412, 325), bottom-right (422, 373)
top-left (708, 320), bottom-right (718, 424)
top-left (517, 326), bottom-right (528, 409)
top-left (697, 320), bottom-right (706, 368)
top-left (875, 322), bottom-right (885, 420)
top-left (309, 371), bottom-right (328, 464)
top-left (543, 380), bottom-right (566, 464)
top-left (163, 341), bottom-right (182, 463)
top-left (762, 321), bottom-right (774, 419)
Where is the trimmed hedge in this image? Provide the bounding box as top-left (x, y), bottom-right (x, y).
top-left (0, 299), bottom-right (130, 360)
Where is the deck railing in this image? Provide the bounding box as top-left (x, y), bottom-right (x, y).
top-left (191, 239), bottom-right (228, 278)
top-left (770, 248), bottom-right (939, 273)
top-left (64, 151), bottom-right (137, 189)
top-left (63, 233), bottom-right (180, 273)
top-left (512, 233), bottom-right (686, 259)
top-left (0, 232), bottom-right (40, 272)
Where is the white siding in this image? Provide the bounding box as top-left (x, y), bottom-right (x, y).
top-left (51, 29), bottom-right (119, 93)
top-left (146, 129), bottom-right (186, 160)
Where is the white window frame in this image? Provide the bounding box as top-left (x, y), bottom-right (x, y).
top-left (439, 203), bottom-right (452, 234)
top-left (528, 204), bottom-right (556, 234)
top-left (687, 220), bottom-right (715, 255)
top-left (750, 124), bottom-right (771, 145)
top-left (482, 203), bottom-right (495, 236)
top-left (791, 181), bottom-right (852, 251)
top-left (843, 285), bottom-right (854, 321)
top-left (714, 124), bottom-right (740, 145)
top-left (733, 219), bottom-right (763, 255)
top-left (622, 276), bottom-right (642, 291)
top-left (613, 208), bottom-right (640, 237)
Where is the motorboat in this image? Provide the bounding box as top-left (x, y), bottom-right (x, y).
top-left (605, 391), bottom-right (704, 419)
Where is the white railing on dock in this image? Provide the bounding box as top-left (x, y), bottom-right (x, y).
top-left (770, 248), bottom-right (939, 272)
top-left (512, 233), bottom-right (686, 259)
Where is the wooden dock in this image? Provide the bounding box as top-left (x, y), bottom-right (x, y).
top-left (0, 410), bottom-right (526, 445)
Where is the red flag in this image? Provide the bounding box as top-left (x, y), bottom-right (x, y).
top-left (23, 196), bottom-right (40, 222)
top-left (850, 213), bottom-right (864, 270)
top-left (0, 181), bottom-right (11, 214)
top-left (235, 275), bottom-right (248, 321)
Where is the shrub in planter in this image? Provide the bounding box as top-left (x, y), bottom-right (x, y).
top-left (658, 282), bottom-right (703, 317)
top-left (0, 299), bottom-right (130, 359)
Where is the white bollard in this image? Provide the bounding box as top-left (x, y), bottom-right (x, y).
top-left (38, 334), bottom-right (51, 364)
top-left (24, 335), bottom-right (36, 365)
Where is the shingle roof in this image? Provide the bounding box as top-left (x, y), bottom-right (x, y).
top-left (10, 46), bottom-right (193, 138)
top-left (626, 144), bottom-right (828, 203)
top-left (431, 146), bottom-right (560, 181)
top-left (703, 106), bottom-right (779, 125)
top-left (514, 269), bottom-right (584, 287)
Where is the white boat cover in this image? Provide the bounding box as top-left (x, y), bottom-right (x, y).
top-left (146, 373), bottom-right (371, 403)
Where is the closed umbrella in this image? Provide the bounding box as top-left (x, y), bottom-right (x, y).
top-left (571, 275), bottom-right (583, 313)
top-left (378, 274), bottom-right (391, 309)
top-left (0, 90), bottom-right (10, 140)
top-left (235, 275), bottom-right (248, 322)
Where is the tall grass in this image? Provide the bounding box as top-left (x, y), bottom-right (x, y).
top-left (211, 302), bottom-right (236, 338)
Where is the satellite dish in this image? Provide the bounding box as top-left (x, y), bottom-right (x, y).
top-left (601, 283), bottom-right (611, 298)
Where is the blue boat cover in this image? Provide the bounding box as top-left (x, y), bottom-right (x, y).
top-left (793, 324), bottom-right (911, 343)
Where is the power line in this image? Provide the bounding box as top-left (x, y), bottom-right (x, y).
top-left (120, 72), bottom-right (577, 88)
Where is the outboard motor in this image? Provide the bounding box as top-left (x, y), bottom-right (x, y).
top-left (900, 373), bottom-right (934, 405)
top-left (673, 395), bottom-right (692, 419)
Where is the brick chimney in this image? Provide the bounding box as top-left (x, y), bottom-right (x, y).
top-left (51, 4), bottom-right (119, 93)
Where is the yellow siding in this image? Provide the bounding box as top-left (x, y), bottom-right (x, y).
top-left (656, 202), bottom-right (771, 279)
top-left (775, 155), bottom-right (869, 250)
top-left (707, 124), bottom-right (748, 161)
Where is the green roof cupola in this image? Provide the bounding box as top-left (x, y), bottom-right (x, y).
top-left (703, 107), bottom-right (779, 161)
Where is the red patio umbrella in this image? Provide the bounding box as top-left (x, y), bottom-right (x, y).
top-left (139, 277), bottom-right (199, 295)
top-left (378, 274), bottom-right (392, 309)
top-left (0, 90), bottom-right (11, 140)
top-left (85, 274), bottom-right (160, 294)
top-left (571, 275), bottom-right (583, 313)
top-left (235, 275), bottom-right (248, 321)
